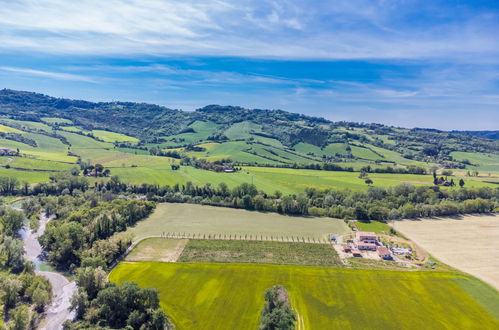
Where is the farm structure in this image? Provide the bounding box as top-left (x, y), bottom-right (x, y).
top-left (377, 246), bottom-right (392, 260)
top-left (355, 231), bottom-right (378, 251)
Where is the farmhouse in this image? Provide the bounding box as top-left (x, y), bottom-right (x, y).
top-left (0, 147), bottom-right (17, 156)
top-left (357, 243), bottom-right (376, 251)
top-left (354, 231), bottom-right (378, 251)
top-left (377, 246), bottom-right (392, 260)
top-left (356, 231), bottom-right (377, 244)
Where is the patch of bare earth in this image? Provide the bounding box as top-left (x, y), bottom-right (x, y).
top-left (394, 214), bottom-right (499, 289)
top-left (126, 239), bottom-right (188, 262)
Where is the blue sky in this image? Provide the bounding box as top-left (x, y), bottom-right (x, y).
top-left (0, 0), bottom-right (498, 130)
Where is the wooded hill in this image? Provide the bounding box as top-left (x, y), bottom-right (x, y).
top-left (1, 89), bottom-right (497, 169)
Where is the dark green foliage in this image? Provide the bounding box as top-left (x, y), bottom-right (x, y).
top-left (260, 285), bottom-right (296, 330)
top-left (69, 266), bottom-right (171, 330)
top-left (38, 194), bottom-right (155, 270)
top-left (80, 282), bottom-right (169, 330)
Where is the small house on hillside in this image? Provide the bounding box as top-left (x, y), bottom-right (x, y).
top-left (0, 148), bottom-right (17, 156)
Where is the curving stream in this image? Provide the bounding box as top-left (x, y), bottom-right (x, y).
top-left (18, 211), bottom-right (77, 330)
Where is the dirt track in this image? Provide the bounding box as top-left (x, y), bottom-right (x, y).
top-left (394, 214), bottom-right (499, 290)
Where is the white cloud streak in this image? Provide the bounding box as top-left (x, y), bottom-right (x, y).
top-left (0, 66), bottom-right (97, 82)
top-left (0, 0), bottom-right (497, 61)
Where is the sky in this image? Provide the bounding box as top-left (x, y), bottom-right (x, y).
top-left (0, 0), bottom-right (498, 130)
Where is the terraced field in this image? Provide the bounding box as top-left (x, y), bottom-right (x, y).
top-left (110, 262), bottom-right (499, 330)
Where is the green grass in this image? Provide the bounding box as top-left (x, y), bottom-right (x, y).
top-left (224, 121), bottom-right (262, 140)
top-left (0, 130), bottom-right (76, 163)
top-left (451, 152), bottom-right (499, 172)
top-left (177, 239), bottom-right (342, 267)
top-left (350, 145), bottom-right (384, 161)
top-left (91, 130), bottom-right (139, 143)
top-left (111, 165), bottom-right (497, 195)
top-left (355, 220), bottom-right (392, 234)
top-left (126, 203), bottom-right (350, 241)
top-left (0, 156), bottom-right (75, 171)
top-left (110, 262), bottom-right (499, 330)
top-left (0, 167), bottom-right (53, 182)
top-left (164, 121), bottom-right (219, 145)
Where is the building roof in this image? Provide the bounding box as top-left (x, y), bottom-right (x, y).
top-left (356, 231), bottom-right (376, 238)
top-left (377, 246), bottom-right (390, 255)
top-left (357, 242), bottom-right (376, 248)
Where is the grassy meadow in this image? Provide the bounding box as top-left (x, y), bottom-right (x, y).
top-left (126, 203), bottom-right (350, 241)
top-left (110, 262), bottom-right (499, 330)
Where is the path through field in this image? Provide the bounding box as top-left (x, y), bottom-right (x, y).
top-left (19, 212), bottom-right (76, 330)
top-left (395, 214), bottom-right (499, 290)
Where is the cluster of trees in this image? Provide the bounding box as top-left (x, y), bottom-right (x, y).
top-left (149, 146), bottom-right (182, 158)
top-left (0, 204), bottom-right (52, 328)
top-left (67, 267), bottom-right (170, 329)
top-left (81, 163), bottom-right (110, 177)
top-left (260, 285), bottom-right (296, 330)
top-left (36, 195), bottom-right (155, 270)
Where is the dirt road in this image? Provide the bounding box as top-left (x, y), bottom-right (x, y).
top-left (19, 212), bottom-right (77, 330)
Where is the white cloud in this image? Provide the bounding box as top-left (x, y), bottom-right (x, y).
top-left (0, 66), bottom-right (97, 82)
top-left (0, 0), bottom-right (497, 60)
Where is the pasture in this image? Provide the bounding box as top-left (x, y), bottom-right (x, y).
top-left (110, 262), bottom-right (499, 329)
top-left (395, 214), bottom-right (499, 290)
top-left (126, 203), bottom-right (350, 241)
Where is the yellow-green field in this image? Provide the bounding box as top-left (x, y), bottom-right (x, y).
top-left (126, 203), bottom-right (350, 241)
top-left (110, 262), bottom-right (499, 330)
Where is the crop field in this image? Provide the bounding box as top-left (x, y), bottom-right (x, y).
top-left (178, 239), bottom-right (342, 267)
top-left (110, 262), bottom-right (499, 329)
top-left (395, 214), bottom-right (499, 290)
top-left (0, 124), bottom-right (24, 133)
top-left (126, 203), bottom-right (350, 241)
top-left (91, 129), bottom-right (140, 143)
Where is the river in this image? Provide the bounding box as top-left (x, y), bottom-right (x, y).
top-left (18, 211), bottom-right (77, 330)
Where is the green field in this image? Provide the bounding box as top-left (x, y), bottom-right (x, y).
top-left (177, 239), bottom-right (342, 267)
top-left (355, 220), bottom-right (393, 234)
top-left (92, 129), bottom-right (140, 143)
top-left (126, 203), bottom-right (350, 241)
top-left (110, 262), bottom-right (499, 329)
top-left (451, 151), bottom-right (499, 172)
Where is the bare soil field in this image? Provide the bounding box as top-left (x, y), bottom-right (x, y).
top-left (395, 214), bottom-right (499, 290)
